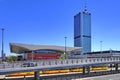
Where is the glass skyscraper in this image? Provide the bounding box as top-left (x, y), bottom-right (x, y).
top-left (74, 8), bottom-right (91, 54)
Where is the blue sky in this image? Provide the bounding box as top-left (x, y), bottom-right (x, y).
top-left (0, 0), bottom-right (120, 56)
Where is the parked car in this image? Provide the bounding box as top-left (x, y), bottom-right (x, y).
top-left (22, 62), bottom-right (36, 67)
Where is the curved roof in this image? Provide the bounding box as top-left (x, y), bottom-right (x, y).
top-left (10, 43), bottom-right (82, 54)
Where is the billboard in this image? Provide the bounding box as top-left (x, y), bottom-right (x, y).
top-left (27, 53), bottom-right (61, 60)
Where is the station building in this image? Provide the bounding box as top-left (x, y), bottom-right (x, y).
top-left (10, 43), bottom-right (81, 60)
top-left (86, 50), bottom-right (120, 58)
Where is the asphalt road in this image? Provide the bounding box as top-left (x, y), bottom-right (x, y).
top-left (76, 73), bottom-right (120, 80)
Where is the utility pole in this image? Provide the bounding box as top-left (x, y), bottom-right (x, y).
top-left (100, 41), bottom-right (103, 58)
top-left (1, 28), bottom-right (5, 61)
top-left (64, 37), bottom-right (67, 59)
top-left (100, 41), bottom-right (103, 53)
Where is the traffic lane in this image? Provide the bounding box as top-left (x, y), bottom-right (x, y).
top-left (77, 73), bottom-right (120, 80)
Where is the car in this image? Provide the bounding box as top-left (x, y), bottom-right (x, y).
top-left (22, 62), bottom-right (35, 67)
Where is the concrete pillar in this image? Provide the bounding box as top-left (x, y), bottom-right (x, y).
top-left (115, 63), bottom-right (118, 71)
top-left (82, 66), bottom-right (86, 75)
top-left (110, 64), bottom-right (112, 68)
top-left (110, 64), bottom-right (113, 71)
top-left (87, 66), bottom-right (90, 74)
top-left (34, 70), bottom-right (40, 80)
top-left (23, 75), bottom-right (26, 80)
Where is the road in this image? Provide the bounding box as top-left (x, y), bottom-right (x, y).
top-left (76, 73), bottom-right (120, 80)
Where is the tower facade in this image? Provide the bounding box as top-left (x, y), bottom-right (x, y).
top-left (74, 8), bottom-right (91, 53)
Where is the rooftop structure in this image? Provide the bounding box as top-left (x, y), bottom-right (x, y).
top-left (10, 43), bottom-right (81, 54)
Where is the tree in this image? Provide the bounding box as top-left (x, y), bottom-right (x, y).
top-left (6, 56), bottom-right (18, 61)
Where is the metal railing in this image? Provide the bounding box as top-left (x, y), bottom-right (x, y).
top-left (0, 57), bottom-right (120, 75)
top-left (0, 57), bottom-right (120, 69)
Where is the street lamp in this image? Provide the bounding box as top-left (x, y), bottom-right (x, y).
top-left (31, 50), bottom-right (34, 61)
top-left (1, 28), bottom-right (5, 61)
top-left (64, 37), bottom-right (67, 59)
top-left (100, 41), bottom-right (102, 51)
top-left (100, 41), bottom-right (103, 53)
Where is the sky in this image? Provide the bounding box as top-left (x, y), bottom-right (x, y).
top-left (0, 0), bottom-right (120, 56)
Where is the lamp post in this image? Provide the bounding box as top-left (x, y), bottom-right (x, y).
top-left (100, 41), bottom-right (103, 53)
top-left (31, 50), bottom-right (34, 62)
top-left (1, 28), bottom-right (5, 61)
top-left (64, 37), bottom-right (67, 59)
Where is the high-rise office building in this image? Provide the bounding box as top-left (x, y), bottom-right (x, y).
top-left (74, 6), bottom-right (91, 54)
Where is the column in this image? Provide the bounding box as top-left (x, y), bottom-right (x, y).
top-left (115, 63), bottom-right (118, 71)
top-left (34, 70), bottom-right (40, 80)
top-left (82, 66), bottom-right (86, 75)
top-left (87, 66), bottom-right (90, 74)
top-left (23, 75), bottom-right (26, 80)
top-left (110, 64), bottom-right (113, 71)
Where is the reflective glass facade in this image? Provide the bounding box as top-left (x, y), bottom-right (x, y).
top-left (74, 11), bottom-right (91, 53)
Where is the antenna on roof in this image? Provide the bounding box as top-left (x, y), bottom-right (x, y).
top-left (84, 2), bottom-right (87, 12)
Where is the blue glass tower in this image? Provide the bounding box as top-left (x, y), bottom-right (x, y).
top-left (74, 7), bottom-right (91, 54)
